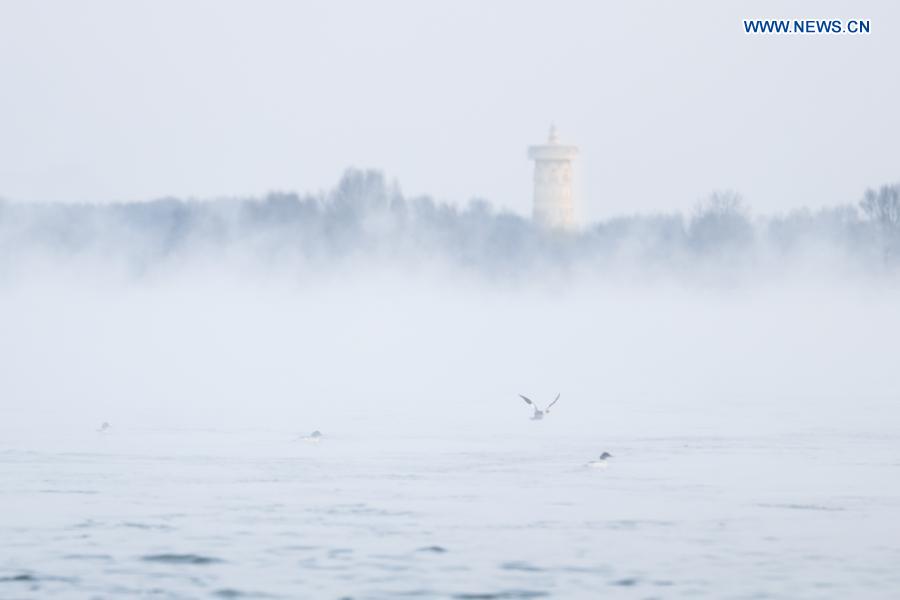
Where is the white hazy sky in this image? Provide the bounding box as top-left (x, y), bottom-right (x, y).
top-left (1, 0), bottom-right (898, 220)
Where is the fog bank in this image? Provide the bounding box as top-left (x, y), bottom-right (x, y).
top-left (2, 170), bottom-right (899, 436)
top-left (2, 169), bottom-right (900, 288)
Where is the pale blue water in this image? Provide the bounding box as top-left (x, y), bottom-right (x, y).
top-left (1, 427), bottom-right (898, 599)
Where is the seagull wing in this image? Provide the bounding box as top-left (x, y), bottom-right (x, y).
top-left (546, 393), bottom-right (561, 412)
top-left (519, 394), bottom-right (535, 406)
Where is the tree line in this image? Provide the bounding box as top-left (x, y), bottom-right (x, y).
top-left (1, 168), bottom-right (898, 277)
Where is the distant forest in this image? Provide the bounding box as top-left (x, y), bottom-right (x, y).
top-left (1, 169), bottom-right (899, 278)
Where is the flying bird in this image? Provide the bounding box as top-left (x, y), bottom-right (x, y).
top-left (518, 393), bottom-right (560, 420)
top-left (97, 422), bottom-right (111, 433)
top-left (586, 452), bottom-right (613, 469)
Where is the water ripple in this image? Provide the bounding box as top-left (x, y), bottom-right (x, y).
top-left (453, 591), bottom-right (549, 599)
top-left (141, 553), bottom-right (223, 565)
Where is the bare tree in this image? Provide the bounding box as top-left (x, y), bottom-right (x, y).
top-left (688, 191), bottom-right (753, 254)
top-left (860, 184), bottom-right (900, 230)
top-left (860, 184), bottom-right (900, 262)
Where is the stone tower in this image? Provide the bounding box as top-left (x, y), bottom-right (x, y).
top-left (527, 125), bottom-right (579, 230)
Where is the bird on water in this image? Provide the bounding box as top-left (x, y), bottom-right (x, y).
top-left (586, 452), bottom-right (613, 469)
top-left (301, 430), bottom-right (323, 443)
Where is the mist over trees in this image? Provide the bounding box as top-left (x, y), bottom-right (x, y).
top-left (0, 168), bottom-right (898, 281)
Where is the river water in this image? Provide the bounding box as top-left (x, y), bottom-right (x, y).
top-left (2, 422), bottom-right (899, 599)
top-left (3, 282), bottom-right (900, 597)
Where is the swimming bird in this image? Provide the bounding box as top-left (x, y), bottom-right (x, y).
top-left (97, 422), bottom-right (111, 433)
top-left (519, 393), bottom-right (560, 420)
top-left (586, 452), bottom-right (613, 469)
top-left (301, 430), bottom-right (323, 443)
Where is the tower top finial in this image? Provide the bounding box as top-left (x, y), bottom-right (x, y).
top-left (548, 124), bottom-right (559, 144)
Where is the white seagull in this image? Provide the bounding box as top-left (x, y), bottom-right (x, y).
top-left (518, 393), bottom-right (560, 420)
top-left (586, 452), bottom-right (613, 469)
top-left (97, 422), bottom-right (111, 433)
